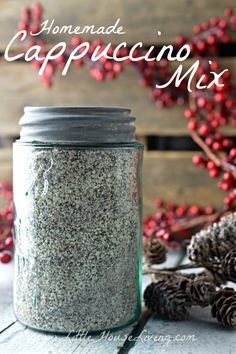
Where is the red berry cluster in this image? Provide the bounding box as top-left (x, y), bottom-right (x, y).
top-left (17, 5), bottom-right (236, 106)
top-left (182, 8), bottom-right (236, 209)
top-left (143, 198), bottom-right (218, 249)
top-left (0, 183), bottom-right (13, 264)
top-left (177, 7), bottom-right (236, 56)
top-left (18, 3), bottom-right (43, 36)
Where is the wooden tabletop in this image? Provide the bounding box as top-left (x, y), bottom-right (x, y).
top-left (0, 257), bottom-right (236, 354)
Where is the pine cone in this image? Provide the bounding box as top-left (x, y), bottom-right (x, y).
top-left (144, 281), bottom-right (191, 320)
top-left (207, 270), bottom-right (228, 286)
top-left (185, 279), bottom-right (216, 307)
top-left (144, 237), bottom-right (167, 265)
top-left (169, 272), bottom-right (216, 307)
top-left (187, 213), bottom-right (236, 272)
top-left (194, 269), bottom-right (227, 287)
top-left (222, 248), bottom-right (236, 282)
top-left (211, 287), bottom-right (236, 328)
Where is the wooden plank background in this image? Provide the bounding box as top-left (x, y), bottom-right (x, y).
top-left (0, 149), bottom-right (12, 182)
top-left (0, 58), bottom-right (235, 138)
top-left (0, 0), bottom-right (235, 49)
top-left (143, 151), bottom-right (225, 213)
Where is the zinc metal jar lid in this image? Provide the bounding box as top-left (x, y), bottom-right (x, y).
top-left (19, 106), bottom-right (137, 144)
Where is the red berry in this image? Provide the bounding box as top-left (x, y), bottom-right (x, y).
top-left (184, 109), bottom-right (195, 119)
top-left (199, 124), bottom-right (210, 136)
top-left (167, 203), bottom-right (176, 211)
top-left (188, 205), bottom-right (201, 216)
top-left (219, 19), bottom-right (228, 29)
top-left (0, 252), bottom-right (12, 264)
top-left (230, 148), bottom-right (236, 158)
top-left (222, 139), bottom-right (233, 149)
top-left (5, 237), bottom-right (14, 250)
top-left (163, 232), bottom-right (170, 241)
top-left (154, 198), bottom-right (164, 208)
top-left (207, 161), bottom-right (217, 170)
top-left (224, 8), bottom-right (234, 17)
top-left (202, 22), bottom-right (209, 31)
top-left (176, 35), bottom-right (185, 46)
top-left (210, 17), bottom-right (219, 26)
top-left (207, 36), bottom-right (217, 45)
top-left (205, 206), bottom-right (215, 215)
top-left (148, 220), bottom-right (157, 228)
top-left (30, 25), bottom-right (40, 35)
top-left (212, 141), bottom-right (222, 151)
top-left (18, 22), bottom-right (28, 31)
top-left (218, 181), bottom-right (231, 191)
top-left (196, 40), bottom-right (206, 52)
top-left (188, 121), bottom-right (198, 131)
top-left (44, 63), bottom-right (55, 78)
top-left (192, 155), bottom-right (204, 166)
top-left (197, 97), bottom-right (207, 108)
top-left (0, 242), bottom-right (5, 251)
top-left (72, 37), bottom-right (82, 46)
top-left (113, 63), bottom-right (123, 73)
top-left (22, 8), bottom-right (31, 22)
top-left (209, 167), bottom-right (220, 178)
top-left (214, 93), bottom-right (226, 103)
top-left (33, 3), bottom-right (43, 17)
top-left (205, 137), bottom-right (214, 146)
top-left (224, 196), bottom-right (232, 207)
top-left (211, 120), bottom-right (220, 129)
top-left (194, 25), bottom-right (202, 34)
top-left (175, 206), bottom-right (187, 217)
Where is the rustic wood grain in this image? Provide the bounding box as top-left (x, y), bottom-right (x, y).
top-left (0, 61), bottom-right (187, 137)
top-left (0, 318), bottom-right (136, 354)
top-left (143, 151), bottom-right (225, 214)
top-left (0, 149), bottom-right (12, 181)
top-left (130, 306), bottom-right (236, 354)
top-left (0, 295), bottom-right (15, 333)
top-left (0, 0), bottom-right (235, 49)
top-left (0, 58), bottom-right (236, 137)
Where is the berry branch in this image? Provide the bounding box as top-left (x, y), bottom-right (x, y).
top-left (0, 183), bottom-right (13, 264)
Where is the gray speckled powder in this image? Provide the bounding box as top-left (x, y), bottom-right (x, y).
top-left (13, 145), bottom-right (142, 333)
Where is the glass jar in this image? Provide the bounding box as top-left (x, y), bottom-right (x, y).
top-left (13, 107), bottom-right (143, 333)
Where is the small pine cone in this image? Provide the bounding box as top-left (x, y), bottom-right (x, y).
top-left (171, 272), bottom-right (216, 307)
top-left (187, 212), bottom-right (236, 271)
top-left (211, 287), bottom-right (236, 328)
top-left (185, 279), bottom-right (216, 307)
top-left (144, 237), bottom-right (167, 265)
top-left (222, 248), bottom-right (236, 282)
top-left (144, 281), bottom-right (191, 320)
top-left (196, 269), bottom-right (227, 287)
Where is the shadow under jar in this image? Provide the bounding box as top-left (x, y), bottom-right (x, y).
top-left (13, 107), bottom-right (143, 333)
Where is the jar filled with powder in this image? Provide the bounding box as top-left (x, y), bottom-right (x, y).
top-left (13, 106), bottom-right (143, 333)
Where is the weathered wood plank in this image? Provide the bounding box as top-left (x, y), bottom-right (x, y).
top-left (0, 318), bottom-right (137, 354)
top-left (0, 0), bottom-right (235, 49)
top-left (0, 149), bottom-right (12, 182)
top-left (130, 305), bottom-right (236, 354)
top-left (143, 151), bottom-right (225, 214)
top-left (0, 263), bottom-right (15, 332)
top-left (0, 295), bottom-right (15, 333)
top-left (0, 61), bottom-right (187, 137)
top-left (0, 58), bottom-right (236, 137)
